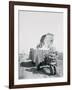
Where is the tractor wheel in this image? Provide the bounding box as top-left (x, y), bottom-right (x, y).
top-left (50, 65), bottom-right (56, 75)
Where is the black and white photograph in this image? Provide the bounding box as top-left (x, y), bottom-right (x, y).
top-left (9, 1), bottom-right (70, 88)
top-left (18, 10), bottom-right (63, 79)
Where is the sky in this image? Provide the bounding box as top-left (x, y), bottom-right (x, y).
top-left (18, 10), bottom-right (63, 54)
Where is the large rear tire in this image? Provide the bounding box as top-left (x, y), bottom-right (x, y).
top-left (50, 65), bottom-right (56, 75)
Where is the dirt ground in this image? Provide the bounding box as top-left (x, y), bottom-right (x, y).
top-left (18, 58), bottom-right (63, 79)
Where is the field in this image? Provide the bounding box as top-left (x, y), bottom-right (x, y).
top-left (18, 53), bottom-right (63, 79)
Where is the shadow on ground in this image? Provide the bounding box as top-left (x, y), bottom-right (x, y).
top-left (20, 61), bottom-right (60, 77)
top-left (20, 61), bottom-right (34, 67)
